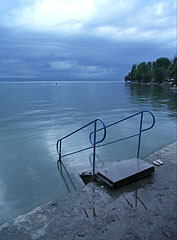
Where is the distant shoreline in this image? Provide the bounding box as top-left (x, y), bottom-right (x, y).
top-left (0, 80), bottom-right (123, 84)
top-left (125, 80), bottom-right (177, 89)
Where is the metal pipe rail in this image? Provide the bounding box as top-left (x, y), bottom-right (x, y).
top-left (90, 110), bottom-right (155, 159)
top-left (56, 118), bottom-right (107, 177)
top-left (56, 110), bottom-right (155, 178)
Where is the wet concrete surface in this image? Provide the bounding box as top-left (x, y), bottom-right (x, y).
top-left (0, 141), bottom-right (176, 240)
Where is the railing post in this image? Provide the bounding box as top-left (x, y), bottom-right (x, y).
top-left (59, 140), bottom-right (62, 162)
top-left (92, 120), bottom-right (97, 179)
top-left (137, 112), bottom-right (143, 158)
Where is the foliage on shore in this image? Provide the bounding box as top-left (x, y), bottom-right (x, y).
top-left (125, 56), bottom-right (177, 86)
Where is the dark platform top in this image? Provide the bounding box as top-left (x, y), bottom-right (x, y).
top-left (97, 158), bottom-right (154, 185)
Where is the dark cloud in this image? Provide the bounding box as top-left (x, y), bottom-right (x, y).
top-left (0, 0), bottom-right (175, 80)
top-left (0, 29), bottom-right (175, 80)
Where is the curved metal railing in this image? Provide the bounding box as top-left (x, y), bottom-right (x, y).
top-left (56, 118), bottom-right (106, 177)
top-left (56, 110), bottom-right (155, 178)
top-left (90, 110), bottom-right (155, 158)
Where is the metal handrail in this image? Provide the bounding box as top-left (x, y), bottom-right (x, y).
top-left (56, 110), bottom-right (155, 178)
top-left (56, 118), bottom-right (107, 177)
top-left (90, 110), bottom-right (155, 158)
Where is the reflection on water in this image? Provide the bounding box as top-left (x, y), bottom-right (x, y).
top-left (83, 187), bottom-right (98, 219)
top-left (57, 160), bottom-right (77, 193)
top-left (82, 189), bottom-right (147, 219)
top-left (126, 84), bottom-right (177, 117)
top-left (106, 174), bottom-right (154, 212)
top-left (82, 179), bottom-right (150, 219)
top-left (0, 81), bottom-right (176, 224)
top-left (122, 190), bottom-right (147, 210)
top-left (57, 156), bottom-right (149, 216)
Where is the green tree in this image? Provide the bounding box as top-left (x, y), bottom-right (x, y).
top-left (168, 57), bottom-right (177, 85)
top-left (125, 72), bottom-right (131, 81)
top-left (130, 64), bottom-right (137, 80)
top-left (147, 61), bottom-right (152, 71)
top-left (136, 62), bottom-right (151, 82)
top-left (125, 56), bottom-right (175, 84)
top-left (155, 57), bottom-right (171, 68)
top-left (153, 57), bottom-right (171, 83)
top-left (142, 72), bottom-right (152, 83)
top-left (153, 67), bottom-right (166, 84)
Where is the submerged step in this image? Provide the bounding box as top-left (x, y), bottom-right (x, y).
top-left (96, 158), bottom-right (154, 187)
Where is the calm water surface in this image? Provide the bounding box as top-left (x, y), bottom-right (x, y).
top-left (0, 81), bottom-right (176, 224)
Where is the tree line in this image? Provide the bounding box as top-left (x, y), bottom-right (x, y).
top-left (125, 56), bottom-right (177, 86)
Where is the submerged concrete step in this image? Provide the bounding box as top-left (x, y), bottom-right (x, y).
top-left (96, 158), bottom-right (154, 187)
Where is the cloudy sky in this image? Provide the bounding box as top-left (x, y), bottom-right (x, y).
top-left (0, 0), bottom-right (176, 80)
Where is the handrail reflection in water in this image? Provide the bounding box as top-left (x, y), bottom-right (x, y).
top-left (57, 160), bottom-right (77, 193)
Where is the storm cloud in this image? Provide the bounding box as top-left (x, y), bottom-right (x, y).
top-left (0, 0), bottom-right (176, 80)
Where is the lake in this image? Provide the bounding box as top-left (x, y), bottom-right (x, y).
top-left (0, 81), bottom-right (176, 225)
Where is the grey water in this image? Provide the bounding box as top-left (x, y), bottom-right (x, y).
top-left (0, 81), bottom-right (176, 225)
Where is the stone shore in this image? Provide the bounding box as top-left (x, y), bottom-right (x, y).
top-left (0, 141), bottom-right (176, 240)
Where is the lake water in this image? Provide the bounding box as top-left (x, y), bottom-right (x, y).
top-left (0, 81), bottom-right (176, 224)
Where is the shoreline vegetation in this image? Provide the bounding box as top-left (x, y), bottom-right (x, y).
top-left (125, 56), bottom-right (177, 88)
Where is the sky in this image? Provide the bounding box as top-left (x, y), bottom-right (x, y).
top-left (0, 0), bottom-right (176, 80)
